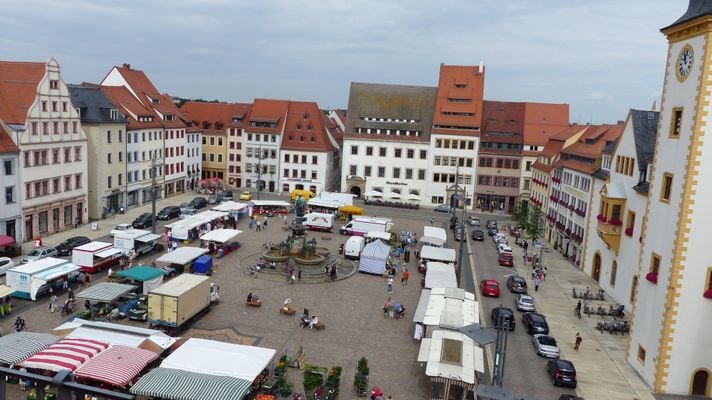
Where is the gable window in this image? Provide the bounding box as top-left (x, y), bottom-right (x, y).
top-left (351, 145), bottom-right (358, 155)
top-left (660, 173), bottom-right (673, 202)
top-left (50, 80), bottom-right (59, 90)
top-left (670, 108), bottom-right (682, 138)
top-left (610, 261), bottom-right (618, 286)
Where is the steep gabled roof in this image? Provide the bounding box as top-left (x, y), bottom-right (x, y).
top-left (0, 61), bottom-right (46, 125)
top-left (0, 124), bottom-right (19, 154)
top-left (629, 109), bottom-right (659, 172)
top-left (100, 85), bottom-right (163, 129)
top-left (246, 98), bottom-right (290, 133)
top-left (432, 64), bottom-right (484, 135)
top-left (562, 124), bottom-right (624, 159)
top-left (522, 102), bottom-right (569, 146)
top-left (281, 101), bottom-right (337, 152)
top-left (179, 102), bottom-right (250, 134)
top-left (68, 84), bottom-right (128, 124)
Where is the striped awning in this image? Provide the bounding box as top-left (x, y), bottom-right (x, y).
top-left (74, 345), bottom-right (158, 387)
top-left (20, 338), bottom-right (109, 372)
top-left (0, 332), bottom-right (59, 365)
top-left (76, 282), bottom-right (137, 302)
top-left (130, 367), bottom-right (252, 400)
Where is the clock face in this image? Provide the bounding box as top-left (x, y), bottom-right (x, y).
top-left (676, 45), bottom-right (694, 82)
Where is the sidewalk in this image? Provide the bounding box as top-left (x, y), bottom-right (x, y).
top-left (505, 231), bottom-right (654, 400)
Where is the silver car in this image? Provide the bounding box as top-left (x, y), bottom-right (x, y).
top-left (515, 294), bottom-right (536, 312)
top-left (532, 334), bottom-right (560, 358)
top-left (21, 246), bottom-right (59, 264)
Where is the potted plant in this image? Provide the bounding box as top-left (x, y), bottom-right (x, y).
top-left (704, 290), bottom-right (712, 299)
top-left (646, 272), bottom-right (658, 284)
top-left (625, 227), bottom-right (634, 237)
top-left (354, 358), bottom-right (369, 397)
top-left (609, 218), bottom-right (623, 226)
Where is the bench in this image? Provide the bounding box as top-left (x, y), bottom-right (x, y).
top-left (312, 322), bottom-right (325, 331)
top-left (280, 306), bottom-right (296, 316)
top-left (246, 300), bottom-right (262, 307)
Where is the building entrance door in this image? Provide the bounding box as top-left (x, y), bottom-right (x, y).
top-left (5, 220), bottom-right (16, 240)
top-left (592, 253), bottom-right (601, 282)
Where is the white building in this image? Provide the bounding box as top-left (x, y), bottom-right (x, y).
top-left (627, 3), bottom-right (712, 395)
top-left (0, 59), bottom-right (89, 241)
top-left (0, 126), bottom-right (21, 240)
top-left (582, 110), bottom-right (658, 312)
top-left (185, 128), bottom-right (202, 191)
top-left (243, 99), bottom-right (288, 194)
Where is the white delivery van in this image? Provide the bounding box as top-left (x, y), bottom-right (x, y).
top-left (303, 213), bottom-right (335, 232)
top-left (344, 236), bottom-right (366, 260)
top-left (339, 217), bottom-right (392, 236)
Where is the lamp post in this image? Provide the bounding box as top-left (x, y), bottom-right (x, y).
top-left (150, 157), bottom-right (164, 234)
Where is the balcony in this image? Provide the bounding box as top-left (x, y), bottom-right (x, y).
top-left (597, 218), bottom-right (622, 252)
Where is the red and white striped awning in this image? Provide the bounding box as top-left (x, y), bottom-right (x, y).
top-left (74, 345), bottom-right (158, 387)
top-left (20, 338), bottom-right (108, 372)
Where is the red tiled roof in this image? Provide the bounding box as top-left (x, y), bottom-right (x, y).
top-left (0, 61), bottom-right (46, 124)
top-left (179, 102), bottom-right (251, 133)
top-left (522, 102), bottom-right (569, 146)
top-left (562, 124), bottom-right (623, 158)
top-left (322, 113), bottom-right (344, 146)
top-left (531, 161), bottom-right (553, 173)
top-left (100, 86), bottom-right (163, 130)
top-left (246, 98), bottom-right (290, 133)
top-left (432, 65), bottom-right (484, 135)
top-left (561, 159), bottom-right (596, 174)
top-left (281, 101), bottom-right (337, 152)
top-left (0, 125), bottom-right (19, 154)
top-left (539, 139), bottom-right (566, 158)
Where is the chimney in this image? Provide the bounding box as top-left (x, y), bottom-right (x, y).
top-left (479, 61), bottom-right (484, 73)
top-left (122, 63), bottom-right (131, 70)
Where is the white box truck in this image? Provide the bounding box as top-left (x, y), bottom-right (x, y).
top-left (344, 236), bottom-right (366, 260)
top-left (339, 217), bottom-right (392, 236)
top-left (303, 213), bottom-right (335, 232)
top-left (147, 274), bottom-right (211, 333)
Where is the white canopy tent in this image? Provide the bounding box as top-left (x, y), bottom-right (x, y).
top-left (424, 262), bottom-right (458, 289)
top-left (307, 198), bottom-right (341, 210)
top-left (211, 201), bottom-right (248, 213)
top-left (53, 319), bottom-right (176, 351)
top-left (421, 287), bottom-right (478, 331)
top-left (166, 211), bottom-right (229, 240)
top-left (421, 226), bottom-right (448, 247)
top-left (157, 247), bottom-right (209, 266)
top-left (365, 190), bottom-right (383, 198)
top-left (420, 246), bottom-right (456, 264)
top-left (417, 329), bottom-right (485, 384)
top-left (358, 239), bottom-right (390, 275)
top-left (199, 229), bottom-right (242, 244)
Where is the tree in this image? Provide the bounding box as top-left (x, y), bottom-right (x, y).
top-left (526, 205), bottom-right (545, 252)
top-left (512, 203), bottom-right (529, 230)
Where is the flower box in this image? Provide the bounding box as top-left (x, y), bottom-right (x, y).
top-left (568, 204), bottom-right (575, 211)
top-left (596, 214), bottom-right (607, 222)
top-left (609, 219), bottom-right (623, 226)
top-left (625, 227), bottom-right (634, 237)
top-left (645, 272), bottom-right (658, 284)
top-left (704, 290), bottom-right (712, 299)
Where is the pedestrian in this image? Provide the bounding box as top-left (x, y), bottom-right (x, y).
top-left (256, 220), bottom-right (261, 232)
top-left (534, 276), bottom-right (540, 292)
top-left (401, 268), bottom-right (410, 286)
top-left (395, 247), bottom-right (402, 259)
top-left (523, 253), bottom-right (527, 265)
top-left (543, 266), bottom-right (548, 280)
top-left (330, 265), bottom-right (337, 281)
top-left (48, 286), bottom-right (54, 297)
top-left (248, 218), bottom-right (253, 229)
top-left (575, 300), bottom-right (582, 319)
top-left (172, 241), bottom-right (178, 252)
top-left (298, 268), bottom-right (302, 281)
top-left (49, 294), bottom-right (57, 313)
top-left (430, 218), bottom-right (434, 225)
top-left (84, 273), bottom-right (91, 288)
top-left (74, 217), bottom-right (79, 229)
top-left (263, 218), bottom-right (268, 229)
top-left (387, 277), bottom-right (393, 294)
top-left (324, 265), bottom-right (329, 281)
top-left (383, 297), bottom-right (392, 317)
top-left (62, 276), bottom-right (68, 291)
top-left (574, 332), bottom-right (583, 350)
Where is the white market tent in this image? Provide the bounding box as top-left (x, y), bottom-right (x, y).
top-left (413, 289), bottom-right (432, 324)
top-left (420, 246), bottom-right (456, 264)
top-left (421, 226), bottom-right (447, 247)
top-left (307, 198), bottom-right (341, 210)
top-left (365, 231), bottom-right (391, 241)
top-left (250, 200), bottom-right (291, 208)
top-left (358, 239), bottom-right (390, 275)
top-left (317, 192), bottom-right (355, 206)
top-left (199, 229), bottom-right (242, 244)
top-left (424, 262), bottom-right (458, 289)
top-left (75, 282), bottom-right (137, 303)
top-left (417, 329), bottom-right (485, 384)
top-left (166, 211), bottom-right (229, 240)
top-left (421, 287), bottom-right (478, 331)
top-left (53, 319), bottom-right (176, 351)
top-left (211, 201), bottom-right (248, 213)
top-left (157, 247), bottom-right (209, 265)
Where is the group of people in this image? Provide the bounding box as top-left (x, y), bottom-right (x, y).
top-left (248, 215), bottom-right (268, 231)
top-left (530, 265), bottom-right (548, 292)
top-left (382, 297), bottom-right (405, 319)
top-left (323, 264), bottom-right (337, 281)
top-left (300, 308), bottom-right (319, 329)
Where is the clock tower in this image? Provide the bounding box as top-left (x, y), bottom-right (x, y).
top-left (628, 0), bottom-right (712, 396)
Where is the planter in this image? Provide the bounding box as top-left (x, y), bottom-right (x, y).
top-left (596, 214), bottom-right (607, 222)
top-left (609, 219), bottom-right (623, 226)
top-left (646, 272), bottom-right (658, 284)
top-left (625, 227), bottom-right (634, 237)
top-left (704, 290), bottom-right (712, 299)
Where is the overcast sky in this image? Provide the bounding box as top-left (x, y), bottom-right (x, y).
top-left (0, 0), bottom-right (687, 124)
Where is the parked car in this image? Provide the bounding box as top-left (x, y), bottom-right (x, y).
top-left (522, 312), bottom-right (549, 335)
top-left (533, 334), bottom-right (560, 358)
top-left (239, 191), bottom-right (253, 201)
top-left (507, 275), bottom-right (528, 293)
top-left (493, 232), bottom-right (506, 243)
top-left (547, 359), bottom-right (577, 388)
top-left (221, 190), bottom-right (234, 201)
top-left (207, 194), bottom-right (223, 205)
top-left (558, 395), bottom-right (584, 400)
top-left (0, 257), bottom-right (14, 275)
top-left (190, 197), bottom-right (208, 209)
top-left (497, 244), bottom-right (513, 255)
top-left (499, 253), bottom-right (514, 267)
top-left (491, 306), bottom-right (516, 330)
top-left (487, 227), bottom-right (499, 237)
top-left (471, 229), bottom-right (484, 241)
top-left (54, 236), bottom-right (91, 256)
top-left (434, 204), bottom-right (450, 213)
top-left (515, 294), bottom-right (536, 312)
top-left (480, 280), bottom-right (500, 297)
top-left (157, 206), bottom-right (181, 220)
top-left (486, 219), bottom-right (497, 229)
top-left (180, 208), bottom-right (199, 219)
top-left (466, 216), bottom-right (480, 226)
top-left (132, 213), bottom-right (155, 229)
top-left (22, 246), bottom-right (59, 263)
top-left (110, 223), bottom-right (133, 237)
top-left (454, 227), bottom-right (465, 241)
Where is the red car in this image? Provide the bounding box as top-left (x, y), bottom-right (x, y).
top-left (499, 253), bottom-right (514, 267)
top-left (480, 279), bottom-right (501, 297)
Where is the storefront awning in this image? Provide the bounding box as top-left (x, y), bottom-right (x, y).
top-left (20, 338), bottom-right (109, 372)
top-left (74, 345), bottom-right (159, 387)
top-left (131, 367), bottom-right (252, 400)
top-left (0, 332), bottom-right (59, 365)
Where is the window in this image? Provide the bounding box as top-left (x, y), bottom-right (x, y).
top-left (626, 211), bottom-right (636, 236)
top-left (72, 121), bottom-right (78, 133)
top-left (118, 152), bottom-right (123, 162)
top-left (420, 150), bottom-right (427, 159)
top-left (5, 187), bottom-right (13, 204)
top-left (118, 174), bottom-right (122, 185)
top-left (312, 156), bottom-right (317, 164)
top-left (64, 176), bottom-right (71, 191)
top-left (218, 138), bottom-right (223, 146)
top-left (366, 146), bottom-right (373, 156)
top-left (364, 166), bottom-right (372, 177)
top-left (52, 149), bottom-right (59, 164)
top-left (38, 211), bottom-right (47, 233)
top-left (379, 147), bottom-right (387, 157)
top-left (53, 178), bottom-right (59, 193)
top-left (351, 145), bottom-right (358, 155)
top-left (107, 153), bottom-right (112, 164)
top-left (405, 168), bottom-right (413, 179)
top-left (637, 345), bottom-right (646, 365)
top-left (75, 147), bottom-right (81, 161)
top-left (660, 173), bottom-right (673, 202)
top-left (670, 108), bottom-right (683, 137)
top-left (378, 167), bottom-right (385, 177)
top-left (392, 168), bottom-right (400, 179)
top-left (3, 160), bottom-right (11, 175)
top-left (106, 131), bottom-right (111, 143)
top-left (349, 165), bottom-right (357, 176)
top-left (418, 169), bottom-right (426, 180)
top-left (610, 261), bottom-right (618, 286)
top-left (650, 253), bottom-right (661, 276)
top-left (107, 176), bottom-right (112, 189)
top-left (64, 148), bottom-right (71, 163)
top-left (43, 122), bottom-right (49, 135)
top-left (394, 148), bottom-right (402, 158)
top-left (75, 174), bottom-right (82, 189)
top-left (311, 171), bottom-right (317, 179)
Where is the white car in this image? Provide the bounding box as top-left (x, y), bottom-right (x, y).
top-left (498, 244), bottom-right (513, 255)
top-left (493, 233), bottom-right (506, 243)
top-left (515, 294), bottom-right (536, 312)
top-left (532, 334), bottom-right (560, 358)
top-left (21, 246), bottom-right (59, 264)
top-left (110, 223), bottom-right (134, 237)
top-left (0, 257), bottom-right (14, 275)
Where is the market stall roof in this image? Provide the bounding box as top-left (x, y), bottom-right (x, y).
top-left (75, 282), bottom-right (137, 302)
top-left (413, 289), bottom-right (432, 324)
top-left (53, 319), bottom-right (176, 351)
top-left (131, 367), bottom-right (252, 400)
top-left (307, 198), bottom-right (341, 209)
top-left (74, 241), bottom-right (112, 253)
top-left (160, 338), bottom-right (276, 382)
top-left (365, 190), bottom-right (383, 197)
top-left (417, 329), bottom-right (485, 383)
top-left (338, 205), bottom-right (364, 214)
top-left (20, 338), bottom-right (109, 372)
top-left (421, 226), bottom-right (448, 247)
top-left (422, 287), bottom-right (478, 329)
top-left (424, 262), bottom-right (458, 289)
top-left (165, 210), bottom-right (229, 230)
top-left (116, 265), bottom-right (164, 282)
top-left (94, 248), bottom-right (123, 259)
top-left (0, 235), bottom-right (16, 247)
top-left (365, 231), bottom-right (391, 241)
top-left (420, 246), bottom-right (456, 263)
top-left (211, 201), bottom-right (248, 213)
top-left (74, 345), bottom-right (159, 387)
top-left (156, 247), bottom-right (209, 265)
top-left (0, 332), bottom-right (59, 365)
top-left (250, 200), bottom-right (290, 208)
top-left (136, 233), bottom-right (161, 243)
top-left (199, 229), bottom-right (242, 244)
top-left (0, 285), bottom-right (14, 298)
top-left (9, 257), bottom-right (72, 276)
top-left (113, 229), bottom-right (150, 240)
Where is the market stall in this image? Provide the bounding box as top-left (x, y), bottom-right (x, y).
top-left (72, 241), bottom-right (122, 273)
top-left (212, 201), bottom-right (249, 221)
top-left (420, 288), bottom-right (477, 338)
top-left (365, 231), bottom-right (392, 243)
top-left (115, 266), bottom-right (164, 294)
top-left (0, 332), bottom-right (59, 366)
top-left (424, 262), bottom-right (458, 289)
top-left (75, 282), bottom-right (137, 303)
top-left (7, 257), bottom-right (80, 300)
top-left (200, 228), bottom-right (242, 259)
top-left (156, 247), bottom-right (210, 275)
top-left (166, 210), bottom-right (230, 241)
top-left (419, 246), bottom-right (456, 273)
top-left (307, 198), bottom-right (340, 214)
top-left (421, 226), bottom-right (447, 248)
top-left (20, 338), bottom-right (109, 372)
top-left (337, 205), bottom-right (364, 221)
top-left (358, 239), bottom-right (390, 275)
top-left (74, 345), bottom-right (159, 387)
top-left (250, 200), bottom-right (291, 215)
top-left (53, 319), bottom-right (176, 351)
top-left (131, 367), bottom-right (253, 400)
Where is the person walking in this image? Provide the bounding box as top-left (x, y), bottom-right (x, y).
top-left (263, 218), bottom-right (268, 229)
top-left (256, 220), bottom-right (261, 232)
top-left (575, 300), bottom-right (582, 319)
top-left (387, 277), bottom-right (394, 294)
top-left (574, 332), bottom-right (583, 350)
top-left (49, 294), bottom-right (57, 313)
top-left (248, 217), bottom-right (253, 230)
top-left (534, 276), bottom-right (541, 292)
top-left (401, 268), bottom-right (410, 286)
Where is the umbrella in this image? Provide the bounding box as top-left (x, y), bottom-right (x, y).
top-left (407, 194), bottom-right (421, 201)
top-left (388, 192), bottom-right (401, 199)
top-left (366, 190), bottom-right (383, 197)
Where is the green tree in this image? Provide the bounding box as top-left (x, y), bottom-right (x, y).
top-left (526, 205), bottom-right (545, 251)
top-left (512, 203), bottom-right (529, 230)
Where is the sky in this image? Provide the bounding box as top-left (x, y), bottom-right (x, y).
top-left (0, 0), bottom-right (688, 124)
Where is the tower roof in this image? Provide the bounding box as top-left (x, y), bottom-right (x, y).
top-left (663, 0), bottom-right (712, 32)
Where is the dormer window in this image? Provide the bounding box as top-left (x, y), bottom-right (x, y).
top-left (288, 135), bottom-right (293, 141)
top-left (165, 114), bottom-right (175, 121)
top-left (303, 113), bottom-right (308, 120)
top-left (455, 83), bottom-right (467, 88)
top-left (297, 124), bottom-right (301, 130)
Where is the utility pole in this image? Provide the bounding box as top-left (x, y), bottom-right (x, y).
top-left (492, 312), bottom-right (510, 387)
top-left (150, 157), bottom-right (163, 234)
